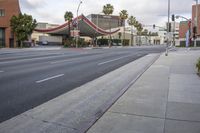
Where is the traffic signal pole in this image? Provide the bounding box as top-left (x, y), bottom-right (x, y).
top-left (166, 0), bottom-right (170, 56)
top-left (172, 14), bottom-right (175, 46)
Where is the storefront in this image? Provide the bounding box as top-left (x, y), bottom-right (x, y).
top-left (0, 28), bottom-right (5, 47)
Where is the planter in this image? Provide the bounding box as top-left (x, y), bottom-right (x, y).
top-left (196, 58), bottom-right (200, 76)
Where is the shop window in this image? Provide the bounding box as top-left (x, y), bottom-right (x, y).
top-left (0, 9), bottom-right (5, 17)
top-left (0, 28), bottom-right (5, 47)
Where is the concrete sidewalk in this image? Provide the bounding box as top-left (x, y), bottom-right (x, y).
top-left (87, 50), bottom-right (200, 133)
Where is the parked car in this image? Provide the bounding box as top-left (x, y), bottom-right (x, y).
top-left (42, 41), bottom-right (48, 45)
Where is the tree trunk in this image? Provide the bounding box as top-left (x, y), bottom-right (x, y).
top-left (20, 41), bottom-right (23, 48)
top-left (131, 26), bottom-right (133, 46)
top-left (123, 26), bottom-right (125, 46)
top-left (68, 21), bottom-right (71, 38)
top-left (109, 16), bottom-right (111, 48)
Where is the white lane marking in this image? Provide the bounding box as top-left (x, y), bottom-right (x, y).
top-left (50, 59), bottom-right (77, 64)
top-left (0, 71), bottom-right (4, 73)
top-left (98, 55), bottom-right (131, 66)
top-left (0, 54), bottom-right (67, 65)
top-left (36, 74), bottom-right (64, 83)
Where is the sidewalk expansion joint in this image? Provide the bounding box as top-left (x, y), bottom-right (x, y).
top-left (108, 111), bottom-right (165, 120)
top-left (22, 114), bottom-right (78, 131)
top-left (163, 74), bottom-right (170, 133)
top-left (108, 111), bottom-right (200, 123)
top-left (166, 118), bottom-right (200, 123)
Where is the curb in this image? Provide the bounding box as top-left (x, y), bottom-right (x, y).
top-left (85, 54), bottom-right (161, 133)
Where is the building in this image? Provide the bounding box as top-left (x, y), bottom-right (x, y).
top-left (179, 21), bottom-right (189, 46)
top-left (35, 14), bottom-right (120, 40)
top-left (87, 14), bottom-right (124, 30)
top-left (192, 4), bottom-right (200, 38)
top-left (31, 22), bottom-right (61, 44)
top-left (166, 22), bottom-right (180, 45)
top-left (157, 30), bottom-right (167, 45)
top-left (179, 21), bottom-right (189, 39)
top-left (0, 0), bottom-right (21, 48)
top-left (178, 4), bottom-right (200, 46)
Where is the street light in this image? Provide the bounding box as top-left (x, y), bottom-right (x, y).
top-left (176, 15), bottom-right (190, 22)
top-left (76, 0), bottom-right (83, 48)
top-left (166, 0), bottom-right (170, 56)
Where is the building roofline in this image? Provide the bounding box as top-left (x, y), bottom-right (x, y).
top-left (35, 14), bottom-right (120, 37)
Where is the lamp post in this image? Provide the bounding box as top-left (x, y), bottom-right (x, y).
top-left (173, 15), bottom-right (176, 46)
top-left (76, 0), bottom-right (82, 48)
top-left (176, 15), bottom-right (192, 22)
top-left (166, 0), bottom-right (170, 56)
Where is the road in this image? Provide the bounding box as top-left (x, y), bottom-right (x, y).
top-left (0, 46), bottom-right (165, 123)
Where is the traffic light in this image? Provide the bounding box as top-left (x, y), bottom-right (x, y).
top-left (167, 23), bottom-right (171, 32)
top-left (153, 24), bottom-right (155, 29)
top-left (172, 14), bottom-right (175, 21)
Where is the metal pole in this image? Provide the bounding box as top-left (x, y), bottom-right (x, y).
top-left (194, 0), bottom-right (198, 47)
top-left (131, 25), bottom-right (133, 46)
top-left (166, 0), bottom-right (170, 56)
top-left (109, 16), bottom-right (111, 47)
top-left (173, 16), bottom-right (175, 46)
top-left (76, 1), bottom-right (82, 48)
top-left (96, 14), bottom-right (98, 46)
top-left (96, 14), bottom-right (101, 46)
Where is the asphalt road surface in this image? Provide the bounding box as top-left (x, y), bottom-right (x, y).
top-left (0, 46), bottom-right (165, 123)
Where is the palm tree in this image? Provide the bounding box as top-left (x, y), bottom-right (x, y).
top-left (64, 11), bottom-right (73, 38)
top-left (136, 23), bottom-right (143, 45)
top-left (103, 4), bottom-right (114, 47)
top-left (119, 10), bottom-right (128, 46)
top-left (127, 16), bottom-right (136, 46)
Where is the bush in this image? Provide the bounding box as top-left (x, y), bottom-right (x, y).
top-left (196, 58), bottom-right (200, 74)
top-left (98, 39), bottom-right (109, 46)
top-left (63, 39), bottom-right (75, 48)
top-left (78, 38), bottom-right (88, 47)
top-left (64, 38), bottom-right (88, 48)
top-left (98, 39), bottom-right (129, 46)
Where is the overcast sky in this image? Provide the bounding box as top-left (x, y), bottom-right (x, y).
top-left (19, 0), bottom-right (195, 27)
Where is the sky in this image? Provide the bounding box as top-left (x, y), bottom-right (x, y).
top-left (19, 0), bottom-right (196, 28)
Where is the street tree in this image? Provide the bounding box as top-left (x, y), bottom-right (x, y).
top-left (142, 29), bottom-right (149, 36)
top-left (127, 16), bottom-right (137, 45)
top-left (10, 13), bottom-right (37, 47)
top-left (119, 10), bottom-right (128, 45)
top-left (103, 4), bottom-right (114, 47)
top-left (135, 22), bottom-right (143, 45)
top-left (64, 11), bottom-right (73, 38)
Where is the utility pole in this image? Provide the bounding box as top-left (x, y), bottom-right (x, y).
top-left (76, 0), bottom-right (82, 48)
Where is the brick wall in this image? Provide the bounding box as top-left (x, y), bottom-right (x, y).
top-left (0, 0), bottom-right (21, 47)
top-left (179, 21), bottom-right (189, 39)
top-left (192, 4), bottom-right (200, 37)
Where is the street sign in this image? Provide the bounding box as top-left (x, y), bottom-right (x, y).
top-left (70, 30), bottom-right (80, 37)
top-left (72, 20), bottom-right (77, 28)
